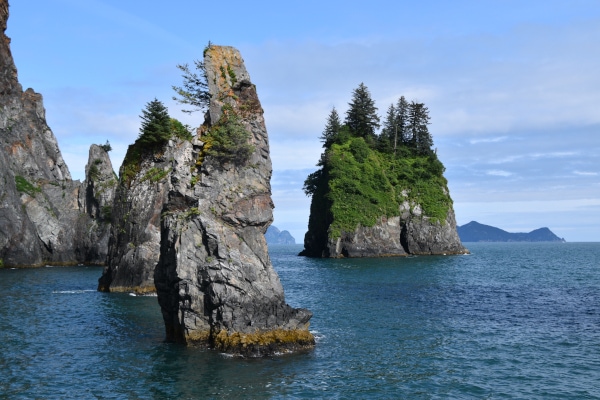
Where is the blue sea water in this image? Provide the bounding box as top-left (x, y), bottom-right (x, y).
top-left (1, 242), bottom-right (599, 399)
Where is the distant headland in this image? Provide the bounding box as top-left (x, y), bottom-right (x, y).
top-left (457, 221), bottom-right (566, 242)
top-left (265, 226), bottom-right (296, 245)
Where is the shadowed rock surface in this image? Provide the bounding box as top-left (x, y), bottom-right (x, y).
top-left (98, 141), bottom-right (173, 293)
top-left (0, 0), bottom-right (114, 267)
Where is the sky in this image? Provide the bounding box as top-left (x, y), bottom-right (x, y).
top-left (6, 0), bottom-right (600, 242)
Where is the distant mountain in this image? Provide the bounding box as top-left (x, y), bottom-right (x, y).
top-left (458, 221), bottom-right (566, 242)
top-left (265, 226), bottom-right (296, 245)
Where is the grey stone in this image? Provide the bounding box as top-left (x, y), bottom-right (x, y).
top-left (154, 45), bottom-right (313, 356)
top-left (0, 1), bottom-right (115, 267)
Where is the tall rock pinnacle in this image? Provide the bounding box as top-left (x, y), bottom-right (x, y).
top-left (154, 45), bottom-right (314, 356)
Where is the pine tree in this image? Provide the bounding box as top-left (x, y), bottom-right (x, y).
top-left (395, 96), bottom-right (410, 148)
top-left (172, 59), bottom-right (210, 114)
top-left (378, 104), bottom-right (396, 153)
top-left (345, 83), bottom-right (380, 143)
top-left (138, 98), bottom-right (172, 147)
top-left (407, 101), bottom-right (433, 155)
top-left (320, 107), bottom-right (342, 148)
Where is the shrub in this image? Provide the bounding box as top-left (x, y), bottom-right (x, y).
top-left (204, 108), bottom-right (254, 166)
top-left (171, 118), bottom-right (193, 141)
top-left (15, 175), bottom-right (41, 197)
top-left (88, 165), bottom-right (100, 181)
top-left (100, 140), bottom-right (112, 152)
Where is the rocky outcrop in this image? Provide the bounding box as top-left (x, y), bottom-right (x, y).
top-left (314, 197), bottom-right (467, 258)
top-left (75, 144), bottom-right (116, 263)
top-left (0, 0), bottom-right (114, 267)
top-left (153, 45), bottom-right (313, 356)
top-left (98, 140), bottom-right (173, 293)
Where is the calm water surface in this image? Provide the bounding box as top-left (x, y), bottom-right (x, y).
top-left (1, 242), bottom-right (599, 399)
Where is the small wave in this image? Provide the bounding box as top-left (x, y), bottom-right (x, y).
top-left (128, 292), bottom-right (158, 297)
top-left (310, 330), bottom-right (325, 343)
top-left (52, 289), bottom-right (96, 294)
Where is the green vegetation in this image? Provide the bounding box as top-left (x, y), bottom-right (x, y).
top-left (203, 106), bottom-right (254, 166)
top-left (15, 175), bottom-right (41, 197)
top-left (141, 167), bottom-right (169, 183)
top-left (120, 99), bottom-right (190, 187)
top-left (174, 48), bottom-right (255, 169)
top-left (0, 259), bottom-right (4, 268)
top-left (100, 140), bottom-right (112, 152)
top-left (304, 84), bottom-right (450, 239)
top-left (170, 118), bottom-right (193, 141)
top-left (88, 164), bottom-right (100, 181)
top-left (101, 205), bottom-right (112, 221)
top-left (172, 57), bottom-right (211, 114)
top-left (138, 98), bottom-right (172, 147)
top-left (227, 65), bottom-right (237, 85)
top-left (180, 207), bottom-right (201, 221)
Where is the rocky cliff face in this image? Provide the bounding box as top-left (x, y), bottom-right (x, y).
top-left (311, 195), bottom-right (467, 258)
top-left (98, 140), bottom-right (173, 293)
top-left (154, 45), bottom-right (313, 356)
top-left (0, 1), bottom-right (114, 266)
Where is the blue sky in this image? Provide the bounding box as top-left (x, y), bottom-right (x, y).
top-left (7, 0), bottom-right (600, 242)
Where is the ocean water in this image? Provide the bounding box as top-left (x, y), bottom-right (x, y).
top-left (1, 242), bottom-right (599, 399)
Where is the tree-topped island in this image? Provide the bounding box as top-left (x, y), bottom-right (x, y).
top-left (301, 84), bottom-right (468, 258)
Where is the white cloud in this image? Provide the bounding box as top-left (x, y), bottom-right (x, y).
top-left (486, 170), bottom-right (513, 177)
top-left (469, 136), bottom-right (508, 145)
top-left (573, 170), bottom-right (598, 176)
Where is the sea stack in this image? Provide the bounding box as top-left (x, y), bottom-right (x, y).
top-left (300, 87), bottom-right (468, 258)
top-left (0, 0), bottom-right (114, 267)
top-left (148, 45), bottom-right (314, 356)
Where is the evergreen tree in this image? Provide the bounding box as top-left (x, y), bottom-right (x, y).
top-left (407, 101), bottom-right (433, 154)
top-left (345, 83), bottom-right (380, 144)
top-left (320, 107), bottom-right (342, 148)
top-left (395, 96), bottom-right (410, 148)
top-left (172, 59), bottom-right (210, 114)
top-left (138, 98), bottom-right (172, 147)
top-left (377, 104), bottom-right (396, 153)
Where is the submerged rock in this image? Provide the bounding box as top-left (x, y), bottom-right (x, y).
top-left (0, 0), bottom-right (114, 267)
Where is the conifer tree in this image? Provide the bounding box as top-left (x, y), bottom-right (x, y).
top-left (138, 98), bottom-right (172, 147)
top-left (407, 101), bottom-right (433, 154)
top-left (320, 107), bottom-right (342, 148)
top-left (378, 104), bottom-right (396, 153)
top-left (395, 96), bottom-right (410, 148)
top-left (172, 59), bottom-right (210, 114)
top-left (345, 83), bottom-right (380, 143)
